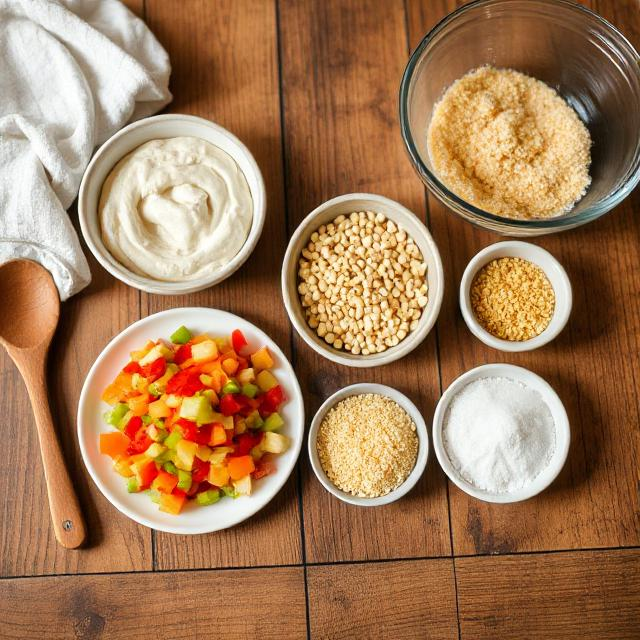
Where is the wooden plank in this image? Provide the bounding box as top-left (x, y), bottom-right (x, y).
top-left (279, 0), bottom-right (451, 563)
top-left (0, 245), bottom-right (151, 577)
top-left (120, 0), bottom-right (144, 18)
top-left (307, 559), bottom-right (459, 639)
top-left (0, 566), bottom-right (307, 639)
top-left (456, 549), bottom-right (640, 639)
top-left (406, 0), bottom-right (640, 554)
top-left (144, 0), bottom-right (301, 569)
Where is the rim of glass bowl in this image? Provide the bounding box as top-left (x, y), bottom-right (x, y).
top-left (399, 0), bottom-right (640, 231)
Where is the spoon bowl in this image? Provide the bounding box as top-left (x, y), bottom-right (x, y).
top-left (0, 259), bottom-right (86, 548)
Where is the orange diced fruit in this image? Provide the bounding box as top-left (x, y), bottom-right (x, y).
top-left (159, 492), bottom-right (186, 515)
top-left (221, 358), bottom-right (239, 375)
top-left (100, 432), bottom-right (130, 459)
top-left (227, 455), bottom-right (255, 481)
top-left (148, 398), bottom-right (171, 419)
top-left (210, 424), bottom-right (227, 446)
top-left (128, 394), bottom-right (150, 416)
top-left (152, 470), bottom-right (179, 494)
top-left (251, 346), bottom-right (274, 371)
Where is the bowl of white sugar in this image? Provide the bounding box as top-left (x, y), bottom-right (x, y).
top-left (432, 364), bottom-right (570, 503)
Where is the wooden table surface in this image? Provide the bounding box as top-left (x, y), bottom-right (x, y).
top-left (1, 0), bottom-right (638, 638)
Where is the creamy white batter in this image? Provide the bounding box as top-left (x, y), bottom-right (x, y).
top-left (99, 136), bottom-right (253, 281)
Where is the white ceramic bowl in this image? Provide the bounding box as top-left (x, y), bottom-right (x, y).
top-left (459, 241), bottom-right (572, 352)
top-left (308, 383), bottom-right (429, 506)
top-left (282, 193), bottom-right (444, 367)
top-left (433, 363), bottom-right (570, 504)
top-left (78, 114), bottom-right (266, 295)
top-left (77, 307), bottom-right (304, 534)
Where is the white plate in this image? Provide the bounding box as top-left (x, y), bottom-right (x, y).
top-left (432, 363), bottom-right (570, 503)
top-left (77, 308), bottom-right (304, 534)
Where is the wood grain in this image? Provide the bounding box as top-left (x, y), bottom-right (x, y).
top-left (456, 549), bottom-right (640, 639)
top-left (0, 567), bottom-right (307, 640)
top-left (307, 559), bottom-right (458, 639)
top-left (279, 0), bottom-right (451, 564)
top-left (406, 0), bottom-right (640, 555)
top-left (144, 0), bottom-right (301, 569)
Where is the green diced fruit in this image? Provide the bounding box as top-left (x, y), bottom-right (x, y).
top-left (262, 412), bottom-right (284, 432)
top-left (179, 395), bottom-right (215, 424)
top-left (144, 443), bottom-right (167, 459)
top-left (222, 485), bottom-right (238, 499)
top-left (163, 461), bottom-right (178, 475)
top-left (222, 380), bottom-right (240, 395)
top-left (104, 403), bottom-right (129, 427)
top-left (127, 477), bottom-right (140, 493)
top-left (196, 489), bottom-right (221, 506)
top-left (170, 325), bottom-right (192, 345)
top-left (246, 410), bottom-right (264, 430)
top-left (148, 424), bottom-right (168, 442)
top-left (154, 449), bottom-right (173, 464)
top-left (141, 415), bottom-right (152, 424)
top-left (164, 431), bottom-right (182, 450)
top-left (147, 382), bottom-right (161, 397)
top-left (241, 383), bottom-right (258, 399)
top-left (262, 431), bottom-right (290, 454)
top-left (177, 469), bottom-right (192, 491)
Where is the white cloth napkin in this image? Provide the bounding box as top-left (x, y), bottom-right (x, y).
top-left (0, 0), bottom-right (172, 299)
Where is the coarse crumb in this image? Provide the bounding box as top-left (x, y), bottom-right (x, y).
top-left (297, 211), bottom-right (428, 356)
top-left (470, 257), bottom-right (555, 341)
top-left (316, 393), bottom-right (419, 498)
top-left (427, 66), bottom-right (592, 219)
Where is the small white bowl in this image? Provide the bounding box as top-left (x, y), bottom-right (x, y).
top-left (433, 364), bottom-right (570, 504)
top-left (282, 193), bottom-right (444, 367)
top-left (78, 114), bottom-right (266, 295)
top-left (459, 241), bottom-right (572, 352)
top-left (308, 383), bottom-right (429, 507)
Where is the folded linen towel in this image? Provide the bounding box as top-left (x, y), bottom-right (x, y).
top-left (0, 0), bottom-right (172, 299)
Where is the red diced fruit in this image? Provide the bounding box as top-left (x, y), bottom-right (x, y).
top-left (231, 329), bottom-right (248, 354)
top-left (174, 344), bottom-right (192, 365)
top-left (176, 418), bottom-right (198, 442)
top-left (195, 423), bottom-right (214, 445)
top-left (165, 368), bottom-right (204, 396)
top-left (260, 385), bottom-right (286, 415)
top-left (123, 361), bottom-right (143, 374)
top-left (192, 458), bottom-right (210, 483)
top-left (220, 394), bottom-right (243, 416)
top-left (234, 432), bottom-right (263, 456)
top-left (142, 357), bottom-right (166, 382)
top-left (253, 458), bottom-right (276, 480)
top-left (124, 415), bottom-right (143, 440)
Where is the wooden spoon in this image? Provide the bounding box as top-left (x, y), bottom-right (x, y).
top-left (0, 259), bottom-right (86, 548)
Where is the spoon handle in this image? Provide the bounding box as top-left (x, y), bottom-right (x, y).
top-left (17, 352), bottom-right (87, 549)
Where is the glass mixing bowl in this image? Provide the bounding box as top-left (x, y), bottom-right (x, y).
top-left (399, 0), bottom-right (640, 235)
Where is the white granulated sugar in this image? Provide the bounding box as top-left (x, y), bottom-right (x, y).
top-left (443, 377), bottom-right (556, 493)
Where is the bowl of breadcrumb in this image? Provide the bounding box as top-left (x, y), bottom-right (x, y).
top-left (400, 0), bottom-right (640, 235)
top-left (308, 383), bottom-right (429, 507)
top-left (281, 193), bottom-right (444, 368)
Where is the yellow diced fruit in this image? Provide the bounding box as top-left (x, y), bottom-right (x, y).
top-left (210, 412), bottom-right (234, 430)
top-left (251, 346), bottom-right (274, 371)
top-left (236, 368), bottom-right (255, 385)
top-left (222, 358), bottom-right (239, 375)
top-left (130, 340), bottom-right (156, 362)
top-left (199, 374), bottom-right (214, 387)
top-left (191, 340), bottom-right (219, 363)
top-left (250, 445), bottom-right (264, 461)
top-left (145, 443), bottom-right (167, 459)
top-left (113, 456), bottom-right (133, 478)
top-left (131, 373), bottom-right (148, 393)
top-left (164, 394), bottom-right (181, 408)
top-left (233, 475), bottom-right (252, 496)
top-left (209, 447), bottom-right (234, 465)
top-left (139, 343), bottom-right (173, 366)
top-left (256, 370), bottom-right (278, 392)
top-left (175, 439), bottom-right (198, 471)
top-left (234, 418), bottom-right (247, 435)
top-left (262, 432), bottom-right (290, 454)
top-left (196, 445), bottom-right (212, 462)
top-left (208, 464), bottom-right (230, 487)
top-left (148, 398), bottom-right (171, 419)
